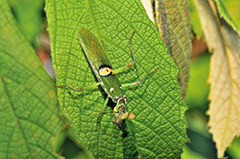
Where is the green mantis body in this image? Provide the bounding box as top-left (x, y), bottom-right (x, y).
top-left (79, 28), bottom-right (131, 128)
top-left (57, 28), bottom-right (159, 130)
top-left (79, 28), bottom-right (125, 102)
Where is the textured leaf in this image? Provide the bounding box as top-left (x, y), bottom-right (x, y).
top-left (194, 0), bottom-right (240, 157)
top-left (9, 0), bottom-right (44, 46)
top-left (0, 0), bottom-right (66, 158)
top-left (149, 0), bottom-right (192, 99)
top-left (46, 0), bottom-right (188, 158)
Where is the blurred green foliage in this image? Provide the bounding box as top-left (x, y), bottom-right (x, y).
top-left (189, 0), bottom-right (202, 37)
top-left (182, 145), bottom-right (206, 159)
top-left (227, 138), bottom-right (240, 158)
top-left (184, 48), bottom-right (240, 159)
top-left (185, 111), bottom-right (217, 159)
top-left (9, 0), bottom-right (44, 48)
top-left (186, 53), bottom-right (210, 113)
top-left (223, 0), bottom-right (240, 28)
top-left (53, 126), bottom-right (94, 159)
top-left (0, 0), bottom-right (66, 158)
top-left (2, 0), bottom-right (240, 158)
top-left (183, 53), bottom-right (218, 159)
top-left (189, 0), bottom-right (240, 37)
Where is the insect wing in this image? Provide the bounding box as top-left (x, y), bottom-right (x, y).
top-left (79, 28), bottom-right (111, 70)
top-left (78, 28), bottom-right (124, 100)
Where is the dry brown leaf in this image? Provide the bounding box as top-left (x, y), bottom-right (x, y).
top-left (194, 0), bottom-right (240, 157)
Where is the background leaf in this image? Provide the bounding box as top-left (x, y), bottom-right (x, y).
top-left (0, 0), bottom-right (66, 158)
top-left (215, 0), bottom-right (240, 33)
top-left (149, 0), bottom-right (192, 99)
top-left (189, 0), bottom-right (202, 37)
top-left (9, 0), bottom-right (44, 47)
top-left (221, 0), bottom-right (240, 31)
top-left (190, 0), bottom-right (240, 37)
top-left (186, 53), bottom-right (210, 112)
top-left (194, 0), bottom-right (240, 157)
top-left (182, 145), bottom-right (206, 159)
top-left (46, 0), bottom-right (188, 158)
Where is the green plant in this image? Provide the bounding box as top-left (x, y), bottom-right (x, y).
top-left (1, 0), bottom-right (240, 158)
top-left (46, 0), bottom-right (188, 158)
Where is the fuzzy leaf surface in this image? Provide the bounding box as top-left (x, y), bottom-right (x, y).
top-left (46, 0), bottom-right (188, 158)
top-left (152, 0), bottom-right (192, 99)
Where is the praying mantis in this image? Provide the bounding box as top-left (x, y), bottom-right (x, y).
top-left (56, 28), bottom-right (159, 130)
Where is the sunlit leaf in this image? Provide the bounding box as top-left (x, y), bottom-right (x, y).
top-left (46, 0), bottom-right (188, 158)
top-left (194, 0), bottom-right (240, 157)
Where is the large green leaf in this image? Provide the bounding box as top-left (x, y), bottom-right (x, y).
top-left (0, 0), bottom-right (66, 158)
top-left (46, 0), bottom-right (188, 158)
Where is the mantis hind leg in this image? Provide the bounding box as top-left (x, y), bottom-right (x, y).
top-left (95, 97), bottom-right (109, 131)
top-left (121, 66), bottom-right (160, 88)
top-left (56, 82), bottom-right (100, 91)
top-left (56, 83), bottom-right (100, 98)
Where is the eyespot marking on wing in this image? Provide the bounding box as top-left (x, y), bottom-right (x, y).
top-left (99, 65), bottom-right (113, 77)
